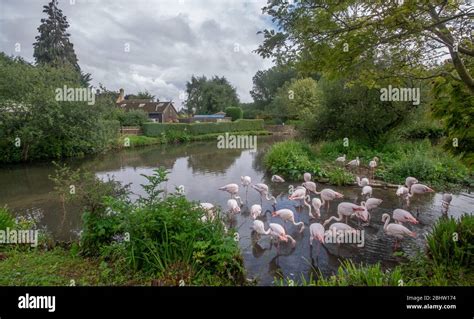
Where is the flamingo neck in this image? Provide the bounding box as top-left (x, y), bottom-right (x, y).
top-left (383, 215), bottom-right (390, 230)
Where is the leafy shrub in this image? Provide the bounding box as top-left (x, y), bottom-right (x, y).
top-left (0, 206), bottom-right (14, 230)
top-left (225, 107), bottom-right (243, 121)
top-left (264, 140), bottom-right (323, 180)
top-left (117, 109), bottom-right (149, 127)
top-left (325, 167), bottom-right (354, 186)
top-left (426, 214), bottom-right (473, 269)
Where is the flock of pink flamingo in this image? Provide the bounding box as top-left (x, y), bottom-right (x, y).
top-left (203, 155), bottom-right (444, 257)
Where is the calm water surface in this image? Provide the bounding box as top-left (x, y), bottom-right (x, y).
top-left (0, 136), bottom-right (472, 285)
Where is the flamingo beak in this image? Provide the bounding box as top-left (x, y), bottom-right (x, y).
top-left (317, 234), bottom-right (324, 243)
top-left (280, 235), bottom-right (288, 242)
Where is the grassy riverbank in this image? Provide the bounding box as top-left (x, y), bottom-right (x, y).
top-left (277, 214), bottom-right (473, 286)
top-left (115, 130), bottom-right (271, 149)
top-left (264, 139), bottom-right (471, 189)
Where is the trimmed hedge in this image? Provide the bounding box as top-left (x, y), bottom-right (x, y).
top-left (143, 119), bottom-right (265, 137)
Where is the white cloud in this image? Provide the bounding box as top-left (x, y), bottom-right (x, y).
top-left (0, 0), bottom-right (275, 109)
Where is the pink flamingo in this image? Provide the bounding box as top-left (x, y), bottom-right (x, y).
top-left (361, 185), bottom-right (373, 198)
top-left (392, 209), bottom-right (418, 225)
top-left (302, 181), bottom-right (317, 194)
top-left (335, 154), bottom-right (346, 166)
top-left (269, 223), bottom-right (296, 252)
top-left (346, 157), bottom-right (360, 173)
top-left (227, 199), bottom-right (241, 215)
top-left (288, 186), bottom-right (312, 214)
top-left (240, 176), bottom-right (251, 200)
top-left (407, 183), bottom-right (434, 212)
top-left (251, 183), bottom-right (277, 205)
top-left (382, 213), bottom-right (416, 250)
top-left (356, 176), bottom-right (369, 187)
top-left (405, 177), bottom-right (419, 189)
top-left (314, 186), bottom-right (344, 211)
top-left (311, 198), bottom-right (322, 218)
top-left (361, 198), bottom-right (383, 211)
top-left (303, 172), bottom-right (312, 182)
top-left (309, 223), bottom-right (325, 262)
top-left (323, 202), bottom-right (367, 226)
top-left (271, 175), bottom-right (285, 183)
top-left (250, 204), bottom-right (262, 219)
top-left (369, 157), bottom-right (379, 180)
top-left (272, 209), bottom-right (305, 232)
top-left (252, 220), bottom-right (270, 235)
top-left (218, 183), bottom-right (243, 205)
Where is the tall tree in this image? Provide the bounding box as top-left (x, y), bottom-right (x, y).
top-left (184, 75), bottom-right (239, 114)
top-left (33, 0), bottom-right (90, 85)
top-left (256, 0), bottom-right (474, 93)
top-left (250, 65), bottom-right (297, 109)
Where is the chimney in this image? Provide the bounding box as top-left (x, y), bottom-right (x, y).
top-left (116, 88), bottom-right (125, 103)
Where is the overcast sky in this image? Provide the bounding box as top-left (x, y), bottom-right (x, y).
top-left (0, 0), bottom-right (274, 108)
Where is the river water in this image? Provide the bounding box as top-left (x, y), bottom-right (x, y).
top-left (0, 136), bottom-right (472, 285)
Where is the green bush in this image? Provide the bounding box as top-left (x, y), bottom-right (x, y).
top-left (426, 214), bottom-right (473, 269)
top-left (117, 109), bottom-right (149, 127)
top-left (0, 207), bottom-right (15, 230)
top-left (264, 140), bottom-right (323, 180)
top-left (325, 167), bottom-right (354, 186)
top-left (225, 107), bottom-right (243, 121)
top-left (142, 119), bottom-right (264, 137)
top-left (79, 168), bottom-right (245, 285)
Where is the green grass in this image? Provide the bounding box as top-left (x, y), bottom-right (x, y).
top-left (0, 247), bottom-right (152, 286)
top-left (0, 206), bottom-right (15, 230)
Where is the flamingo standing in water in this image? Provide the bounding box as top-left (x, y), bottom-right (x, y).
top-left (272, 209), bottom-right (305, 232)
top-left (250, 204), bottom-right (262, 219)
top-left (315, 187), bottom-right (344, 211)
top-left (392, 209), bottom-right (418, 225)
top-left (441, 193), bottom-right (453, 215)
top-left (382, 213), bottom-right (416, 250)
top-left (309, 223), bottom-right (325, 262)
top-left (323, 202), bottom-right (367, 226)
top-left (302, 181), bottom-right (317, 195)
top-left (396, 185), bottom-right (410, 205)
top-left (218, 183), bottom-right (243, 205)
top-left (271, 175), bottom-right (285, 183)
top-left (311, 198), bottom-right (322, 218)
top-left (407, 183), bottom-right (434, 212)
top-left (405, 177), bottom-right (418, 189)
top-left (303, 172), bottom-right (312, 182)
top-left (227, 199), bottom-right (241, 215)
top-left (361, 198), bottom-right (383, 211)
top-left (361, 185), bottom-right (373, 198)
top-left (252, 220), bottom-right (270, 235)
top-left (240, 176), bottom-right (251, 200)
top-left (335, 154), bottom-right (346, 166)
top-left (289, 186), bottom-right (312, 215)
top-left (251, 183), bottom-right (277, 205)
top-left (356, 176), bottom-right (369, 187)
top-left (269, 223), bottom-right (296, 252)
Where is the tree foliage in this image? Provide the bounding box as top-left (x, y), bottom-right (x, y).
top-left (184, 75), bottom-right (239, 114)
top-left (33, 0), bottom-right (90, 85)
top-left (257, 0), bottom-right (474, 93)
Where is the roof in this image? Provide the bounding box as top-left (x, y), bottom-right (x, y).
top-left (116, 101), bottom-right (175, 113)
top-left (194, 114), bottom-right (226, 118)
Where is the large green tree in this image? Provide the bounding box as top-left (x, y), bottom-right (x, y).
top-left (257, 0), bottom-right (473, 93)
top-left (33, 0), bottom-right (90, 85)
top-left (250, 65), bottom-right (297, 109)
top-left (184, 75), bottom-right (239, 114)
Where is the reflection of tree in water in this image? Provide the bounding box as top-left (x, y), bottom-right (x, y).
top-left (187, 148), bottom-right (242, 174)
